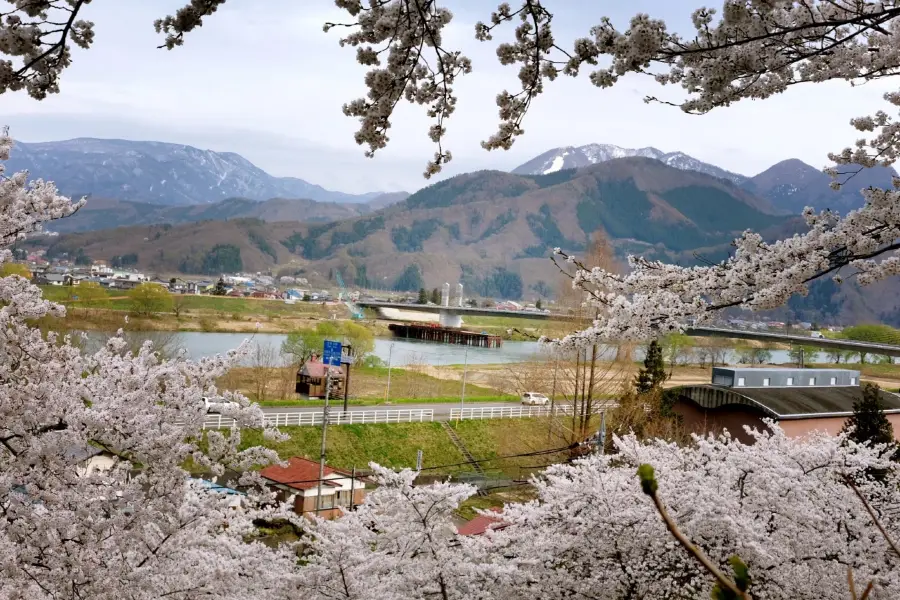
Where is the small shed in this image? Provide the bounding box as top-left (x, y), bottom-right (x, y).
top-left (296, 357), bottom-right (346, 399)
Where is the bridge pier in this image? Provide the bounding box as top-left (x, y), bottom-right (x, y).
top-left (439, 309), bottom-right (462, 328)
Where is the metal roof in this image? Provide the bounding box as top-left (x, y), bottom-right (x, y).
top-left (677, 384), bottom-right (900, 419)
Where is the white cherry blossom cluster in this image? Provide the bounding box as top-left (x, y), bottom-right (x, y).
top-left (0, 135), bottom-right (304, 600)
top-left (299, 426), bottom-right (900, 599)
top-left (0, 1), bottom-right (94, 99)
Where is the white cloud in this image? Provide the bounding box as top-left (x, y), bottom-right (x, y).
top-left (1, 0), bottom-right (893, 193)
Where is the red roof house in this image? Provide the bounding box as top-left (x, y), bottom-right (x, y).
top-left (457, 508), bottom-right (507, 536)
top-left (260, 457), bottom-right (366, 518)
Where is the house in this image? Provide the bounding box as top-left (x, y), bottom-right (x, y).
top-left (260, 457), bottom-right (366, 519)
top-left (295, 357), bottom-right (346, 399)
top-left (35, 273), bottom-right (71, 286)
top-left (457, 508), bottom-right (508, 536)
top-left (90, 262), bottom-right (114, 277)
top-left (672, 367), bottom-right (900, 444)
top-left (496, 301), bottom-right (522, 311)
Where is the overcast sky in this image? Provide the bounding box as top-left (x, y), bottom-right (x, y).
top-left (1, 1), bottom-right (892, 194)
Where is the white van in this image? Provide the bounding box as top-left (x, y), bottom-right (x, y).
top-left (810, 331), bottom-right (824, 339)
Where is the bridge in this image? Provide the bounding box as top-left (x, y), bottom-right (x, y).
top-left (686, 327), bottom-right (900, 358)
top-left (358, 301), bottom-right (900, 357)
top-left (357, 300), bottom-right (557, 326)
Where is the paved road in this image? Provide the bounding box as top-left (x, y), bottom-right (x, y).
top-left (260, 401), bottom-right (525, 419)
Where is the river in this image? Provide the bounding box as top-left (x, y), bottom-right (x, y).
top-left (96, 331), bottom-right (877, 367)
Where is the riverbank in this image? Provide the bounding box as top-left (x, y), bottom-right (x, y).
top-left (40, 285), bottom-right (558, 338)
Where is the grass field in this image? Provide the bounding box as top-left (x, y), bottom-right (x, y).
top-left (234, 417), bottom-right (573, 477)
top-left (223, 364), bottom-right (511, 402)
top-left (238, 423), bottom-right (467, 473)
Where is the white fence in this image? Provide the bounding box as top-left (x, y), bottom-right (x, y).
top-left (201, 409), bottom-right (434, 429)
top-left (448, 404), bottom-right (616, 421)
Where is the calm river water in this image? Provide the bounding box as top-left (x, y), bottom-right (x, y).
top-left (99, 331), bottom-right (852, 366)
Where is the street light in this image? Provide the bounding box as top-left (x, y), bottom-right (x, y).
top-left (458, 344), bottom-right (469, 422)
top-left (385, 342), bottom-right (395, 403)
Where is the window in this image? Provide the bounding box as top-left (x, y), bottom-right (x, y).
top-left (830, 377), bottom-right (837, 385)
top-left (317, 493), bottom-right (335, 510)
top-left (808, 377), bottom-right (816, 386)
top-left (850, 377), bottom-right (857, 385)
top-left (762, 378), bottom-right (770, 386)
top-left (737, 377), bottom-right (745, 386)
top-left (786, 377), bottom-right (793, 386)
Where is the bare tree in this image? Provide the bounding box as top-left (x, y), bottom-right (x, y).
top-left (171, 293), bottom-right (188, 318)
top-left (396, 352), bottom-right (429, 400)
top-left (248, 342), bottom-right (278, 402)
top-left (276, 352), bottom-right (298, 401)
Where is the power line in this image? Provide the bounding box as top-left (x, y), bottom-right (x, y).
top-left (262, 443), bottom-right (581, 486)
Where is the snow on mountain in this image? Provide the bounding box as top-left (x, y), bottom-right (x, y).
top-left (512, 143), bottom-right (748, 185)
top-left (5, 138), bottom-right (383, 206)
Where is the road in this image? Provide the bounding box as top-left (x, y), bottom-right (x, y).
top-left (260, 401), bottom-right (526, 419)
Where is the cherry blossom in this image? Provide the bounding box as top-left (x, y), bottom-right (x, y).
top-left (0, 134), bottom-right (303, 599)
top-left (293, 426), bottom-right (900, 599)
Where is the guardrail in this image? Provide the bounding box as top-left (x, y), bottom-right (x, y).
top-left (200, 409), bottom-right (434, 429)
top-left (449, 404), bottom-right (617, 421)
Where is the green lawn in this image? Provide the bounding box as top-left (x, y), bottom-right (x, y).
top-left (232, 418), bottom-right (573, 477)
top-left (40, 285), bottom-right (331, 318)
top-left (237, 423), bottom-right (467, 473)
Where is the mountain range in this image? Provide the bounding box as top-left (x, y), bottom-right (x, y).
top-left (11, 136), bottom-right (900, 325)
top-left (47, 194), bottom-right (409, 234)
top-left (512, 143), bottom-right (897, 214)
top-left (36, 157), bottom-right (800, 297)
top-left (6, 138), bottom-right (387, 206)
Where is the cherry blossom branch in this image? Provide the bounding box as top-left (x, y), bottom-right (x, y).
top-left (843, 473), bottom-right (900, 560)
top-left (847, 567), bottom-right (876, 600)
top-left (0, 0), bottom-right (95, 100)
top-left (638, 463), bottom-right (751, 599)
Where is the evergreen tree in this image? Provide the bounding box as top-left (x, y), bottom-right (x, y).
top-left (430, 287), bottom-right (441, 304)
top-left (842, 383), bottom-right (896, 449)
top-left (213, 277), bottom-right (227, 296)
top-left (635, 340), bottom-right (668, 394)
top-left (536, 299), bottom-right (543, 310)
top-left (417, 287), bottom-right (428, 304)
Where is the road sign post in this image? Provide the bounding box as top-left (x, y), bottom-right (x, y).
top-left (316, 340), bottom-right (342, 515)
top-left (323, 340), bottom-right (342, 367)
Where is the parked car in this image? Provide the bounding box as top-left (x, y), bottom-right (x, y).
top-left (521, 392), bottom-right (550, 406)
top-left (203, 396), bottom-right (238, 414)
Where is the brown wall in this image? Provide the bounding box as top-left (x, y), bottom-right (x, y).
top-left (779, 414), bottom-right (900, 442)
top-left (673, 399), bottom-right (772, 444)
top-left (674, 400), bottom-right (900, 443)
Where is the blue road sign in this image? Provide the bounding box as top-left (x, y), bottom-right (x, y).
top-left (323, 340), bottom-right (343, 367)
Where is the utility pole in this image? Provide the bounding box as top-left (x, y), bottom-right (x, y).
top-left (349, 465), bottom-right (356, 511)
top-left (385, 342), bottom-right (394, 403)
top-left (596, 411), bottom-right (606, 455)
top-left (458, 345), bottom-right (469, 422)
top-left (316, 370), bottom-right (332, 514)
top-left (548, 354), bottom-right (559, 441)
top-left (342, 343), bottom-right (352, 412)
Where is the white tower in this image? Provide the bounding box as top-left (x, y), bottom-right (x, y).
top-left (456, 283), bottom-right (464, 307)
top-left (441, 282), bottom-right (450, 307)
